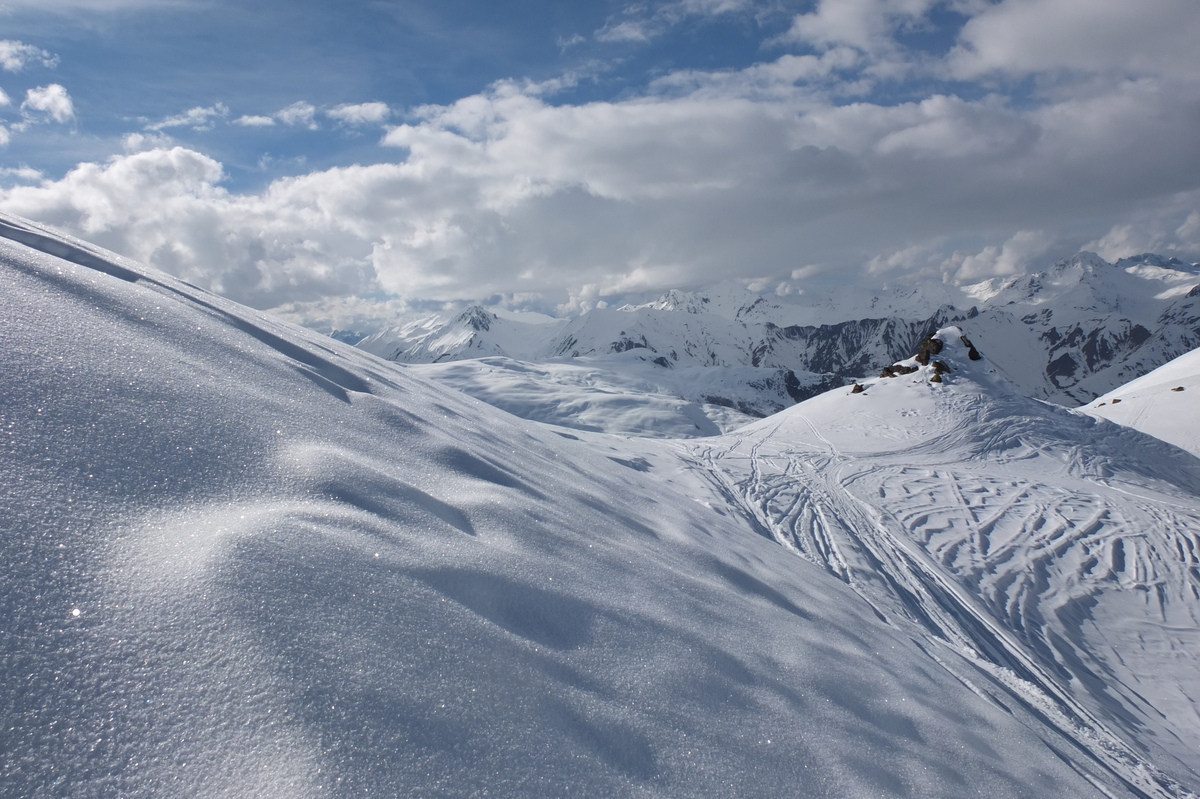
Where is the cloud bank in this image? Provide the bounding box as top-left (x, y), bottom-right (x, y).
top-left (2, 0), bottom-right (1198, 323)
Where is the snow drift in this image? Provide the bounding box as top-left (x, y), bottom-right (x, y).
top-left (2, 212), bottom-right (1199, 797)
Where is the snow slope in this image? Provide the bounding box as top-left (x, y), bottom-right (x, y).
top-left (2, 211), bottom-right (1199, 797)
top-left (407, 355), bottom-right (820, 437)
top-left (690, 329), bottom-right (1200, 795)
top-left (1079, 348), bottom-right (1200, 457)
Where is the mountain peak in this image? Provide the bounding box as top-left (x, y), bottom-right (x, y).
top-left (454, 305), bottom-right (497, 332)
top-left (1115, 253), bottom-right (1200, 273)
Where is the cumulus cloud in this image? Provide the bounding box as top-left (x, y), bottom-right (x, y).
top-left (21, 84), bottom-right (75, 123)
top-left (276, 101), bottom-right (318, 129)
top-left (940, 230), bottom-right (1056, 283)
top-left (326, 102), bottom-right (391, 127)
top-left (0, 147), bottom-right (376, 308)
top-left (6, 57), bottom-right (1199, 314)
top-left (2, 1), bottom-right (1199, 318)
top-left (0, 40), bottom-right (58, 72)
top-left (782, 0), bottom-right (936, 53)
top-left (950, 0), bottom-right (1200, 81)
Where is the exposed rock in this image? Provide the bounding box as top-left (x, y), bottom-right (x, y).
top-left (850, 383), bottom-right (866, 394)
top-left (929, 373), bottom-right (943, 384)
top-left (960, 335), bottom-right (982, 361)
top-left (880, 363), bottom-right (919, 378)
top-left (932, 360), bottom-right (952, 375)
top-left (1173, 386), bottom-right (1185, 392)
top-left (914, 336), bottom-right (944, 366)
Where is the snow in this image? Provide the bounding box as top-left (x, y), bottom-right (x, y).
top-left (408, 355), bottom-right (814, 437)
top-left (694, 328), bottom-right (1200, 793)
top-left (3, 212), bottom-right (1200, 797)
top-left (361, 252), bottom-right (1200, 423)
top-left (1079, 347), bottom-right (1200, 457)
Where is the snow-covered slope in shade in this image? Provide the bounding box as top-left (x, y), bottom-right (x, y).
top-left (4, 212), bottom-right (1196, 797)
top-left (408, 355), bottom-right (822, 437)
top-left (692, 328), bottom-right (1200, 794)
top-left (1079, 347), bottom-right (1200, 457)
top-left (367, 303), bottom-right (836, 436)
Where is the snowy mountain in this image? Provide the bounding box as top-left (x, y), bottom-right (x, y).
top-left (360, 252), bottom-right (1200, 433)
top-left (6, 211), bottom-right (1200, 796)
top-left (360, 303), bottom-right (835, 436)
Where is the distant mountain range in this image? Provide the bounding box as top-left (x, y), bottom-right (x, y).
top-left (358, 251), bottom-right (1200, 434)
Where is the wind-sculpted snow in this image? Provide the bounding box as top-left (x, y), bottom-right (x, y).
top-left (691, 329), bottom-right (1200, 796)
top-left (2, 214), bottom-right (1198, 797)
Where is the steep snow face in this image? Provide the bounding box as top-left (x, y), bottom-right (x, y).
top-left (7, 215), bottom-right (1183, 797)
top-left (1079, 346), bottom-right (1200, 457)
top-left (694, 328), bottom-right (1200, 794)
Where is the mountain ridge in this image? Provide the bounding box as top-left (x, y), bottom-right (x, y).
top-left (359, 251), bottom-right (1200, 431)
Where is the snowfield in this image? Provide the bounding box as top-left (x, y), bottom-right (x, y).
top-left (1080, 347), bottom-right (1200, 458)
top-left (2, 211), bottom-right (1199, 797)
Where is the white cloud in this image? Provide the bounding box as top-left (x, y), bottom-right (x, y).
top-left (0, 88), bottom-right (9, 107)
top-left (4, 36), bottom-right (1200, 313)
top-left (595, 0), bottom-right (754, 43)
top-left (940, 230), bottom-right (1056, 283)
top-left (0, 165), bottom-right (42, 182)
top-left (147, 103), bottom-right (228, 131)
top-left (0, 40), bottom-right (58, 72)
top-left (234, 115), bottom-right (276, 127)
top-left (1177, 212), bottom-right (1200, 251)
top-left (1082, 224), bottom-right (1161, 262)
top-left (650, 50), bottom-right (861, 100)
top-left (781, 0), bottom-right (937, 53)
top-left (0, 127), bottom-right (10, 147)
top-left (21, 84), bottom-right (74, 124)
top-left (950, 0), bottom-right (1200, 82)
top-left (326, 102), bottom-right (391, 127)
top-left (123, 131), bottom-right (175, 152)
top-left (276, 101), bottom-right (318, 129)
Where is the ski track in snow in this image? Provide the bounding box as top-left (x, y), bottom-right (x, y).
top-left (685, 372), bottom-right (1200, 798)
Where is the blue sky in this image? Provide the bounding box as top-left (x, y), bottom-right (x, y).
top-left (2, 0), bottom-right (1199, 331)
